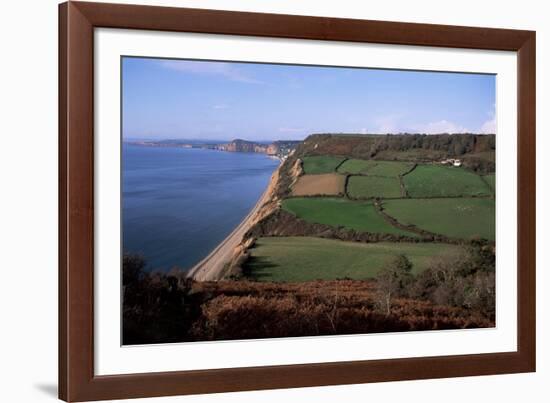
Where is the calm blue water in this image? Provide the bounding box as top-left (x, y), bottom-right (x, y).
top-left (122, 144), bottom-right (279, 271)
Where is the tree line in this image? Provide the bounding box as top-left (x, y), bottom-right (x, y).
top-left (375, 241), bottom-right (495, 319)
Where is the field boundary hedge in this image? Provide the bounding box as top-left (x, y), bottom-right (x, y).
top-left (398, 163), bottom-right (417, 197)
top-left (333, 157), bottom-right (349, 172)
top-left (245, 208), bottom-right (473, 245)
top-left (343, 174), bottom-right (352, 199)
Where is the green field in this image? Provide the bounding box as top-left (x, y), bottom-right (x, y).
top-left (483, 174), bottom-right (496, 192)
top-left (337, 159), bottom-right (412, 177)
top-left (282, 197), bottom-right (416, 236)
top-left (302, 156), bottom-right (346, 174)
top-left (337, 159), bottom-right (377, 174)
top-left (365, 161), bottom-right (413, 177)
top-left (244, 237), bottom-right (462, 282)
top-left (403, 165), bottom-right (492, 197)
top-left (347, 175), bottom-right (402, 199)
top-left (382, 198), bottom-right (495, 240)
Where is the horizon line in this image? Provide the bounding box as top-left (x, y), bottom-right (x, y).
top-left (123, 132), bottom-right (496, 143)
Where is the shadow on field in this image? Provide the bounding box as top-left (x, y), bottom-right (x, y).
top-left (242, 256), bottom-right (278, 280)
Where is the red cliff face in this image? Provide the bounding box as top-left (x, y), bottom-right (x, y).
top-left (266, 144), bottom-right (278, 155)
top-left (227, 139), bottom-right (257, 152)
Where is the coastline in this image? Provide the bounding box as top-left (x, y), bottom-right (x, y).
top-left (186, 164), bottom-right (281, 281)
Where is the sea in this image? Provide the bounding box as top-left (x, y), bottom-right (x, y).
top-left (122, 144), bottom-right (279, 271)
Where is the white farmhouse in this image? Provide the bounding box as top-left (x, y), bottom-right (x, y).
top-left (440, 158), bottom-right (462, 167)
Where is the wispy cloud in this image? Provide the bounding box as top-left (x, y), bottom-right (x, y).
top-left (159, 60), bottom-right (263, 84)
top-left (365, 117), bottom-right (474, 135)
top-left (212, 104), bottom-right (229, 110)
top-left (479, 118), bottom-right (496, 134)
top-left (374, 114), bottom-right (405, 134)
top-left (479, 103), bottom-right (496, 134)
top-left (413, 120), bottom-right (470, 134)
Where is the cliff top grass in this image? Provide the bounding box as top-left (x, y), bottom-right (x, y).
top-left (337, 159), bottom-right (413, 177)
top-left (301, 156), bottom-right (346, 174)
top-left (244, 237), bottom-right (462, 282)
top-left (347, 175), bottom-right (402, 199)
top-left (281, 197), bottom-right (417, 237)
top-left (382, 198), bottom-right (495, 241)
top-left (403, 165), bottom-right (492, 198)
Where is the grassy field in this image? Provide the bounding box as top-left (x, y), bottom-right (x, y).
top-left (403, 165), bottom-right (492, 197)
top-left (347, 175), bottom-right (402, 199)
top-left (483, 174), bottom-right (495, 192)
top-left (302, 156), bottom-right (346, 174)
top-left (292, 173), bottom-right (345, 196)
top-left (337, 159), bottom-right (412, 177)
top-left (365, 161), bottom-right (413, 177)
top-left (282, 197), bottom-right (416, 236)
top-left (336, 159), bottom-right (377, 174)
top-left (382, 198), bottom-right (495, 240)
top-left (244, 237), bottom-right (462, 282)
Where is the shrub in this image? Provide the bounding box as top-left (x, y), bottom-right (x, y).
top-left (408, 245), bottom-right (495, 319)
top-left (375, 255), bottom-right (413, 315)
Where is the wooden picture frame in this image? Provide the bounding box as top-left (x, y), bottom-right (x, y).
top-left (59, 1), bottom-right (536, 401)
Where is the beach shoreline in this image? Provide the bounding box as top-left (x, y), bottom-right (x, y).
top-left (186, 164), bottom-right (281, 281)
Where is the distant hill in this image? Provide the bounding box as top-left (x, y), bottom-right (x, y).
top-left (221, 139), bottom-right (300, 155)
top-left (126, 138), bottom-right (301, 158)
top-left (223, 139), bottom-right (266, 153)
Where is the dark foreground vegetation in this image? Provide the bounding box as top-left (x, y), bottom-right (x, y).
top-left (123, 241), bottom-right (495, 345)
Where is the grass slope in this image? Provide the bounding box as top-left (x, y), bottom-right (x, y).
top-left (368, 161), bottom-right (414, 177)
top-left (347, 175), bottom-right (402, 199)
top-left (302, 156), bottom-right (346, 174)
top-left (383, 198), bottom-right (495, 240)
top-left (403, 165), bottom-right (492, 197)
top-left (337, 159), bottom-right (412, 177)
top-left (337, 159), bottom-right (377, 174)
top-left (245, 237), bottom-right (462, 282)
top-left (282, 197), bottom-right (416, 236)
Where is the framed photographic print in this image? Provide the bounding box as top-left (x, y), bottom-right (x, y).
top-left (59, 1), bottom-right (536, 401)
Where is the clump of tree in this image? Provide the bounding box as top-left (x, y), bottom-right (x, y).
top-left (375, 255), bottom-right (414, 315)
top-left (375, 242), bottom-right (495, 319)
top-left (413, 243), bottom-right (495, 318)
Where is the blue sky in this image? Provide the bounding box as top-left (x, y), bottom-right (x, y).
top-left (122, 57), bottom-right (496, 141)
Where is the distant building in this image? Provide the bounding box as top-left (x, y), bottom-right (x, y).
top-left (440, 158), bottom-right (462, 167)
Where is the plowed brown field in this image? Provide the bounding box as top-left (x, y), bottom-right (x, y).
top-left (291, 173), bottom-right (345, 196)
